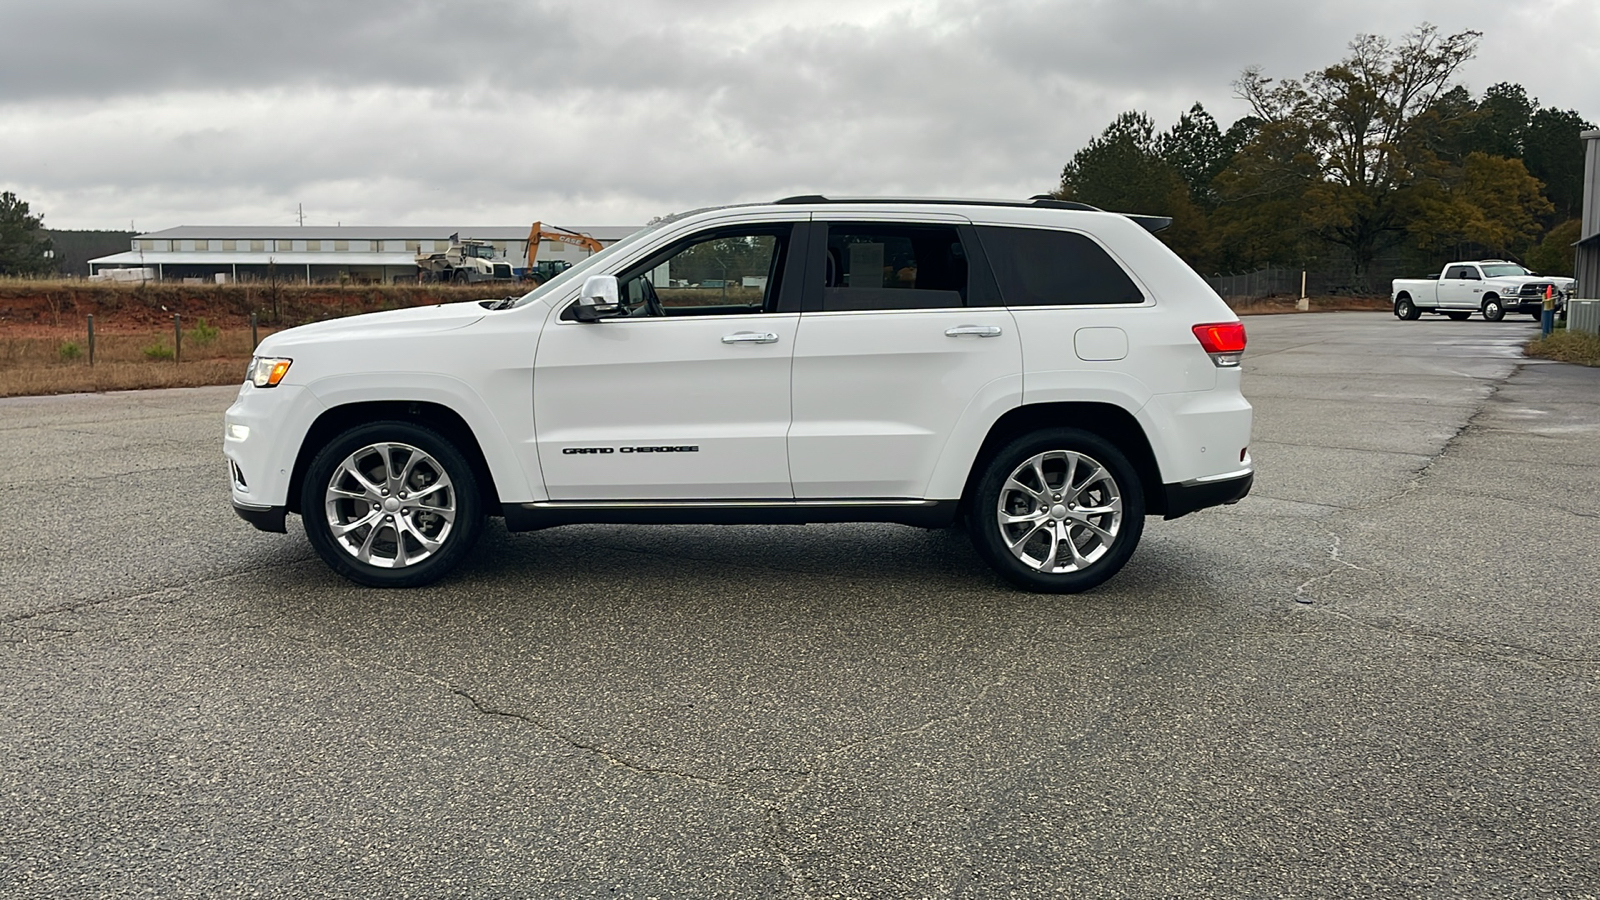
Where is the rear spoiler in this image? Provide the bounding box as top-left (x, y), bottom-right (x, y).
top-left (1025, 196), bottom-right (1171, 233)
top-left (1124, 215), bottom-right (1172, 233)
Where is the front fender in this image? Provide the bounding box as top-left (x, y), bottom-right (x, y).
top-left (306, 373), bottom-right (534, 503)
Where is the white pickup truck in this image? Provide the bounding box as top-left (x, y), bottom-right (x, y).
top-left (1392, 261), bottom-right (1574, 322)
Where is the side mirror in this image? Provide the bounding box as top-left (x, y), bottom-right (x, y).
top-left (573, 275), bottom-right (623, 322)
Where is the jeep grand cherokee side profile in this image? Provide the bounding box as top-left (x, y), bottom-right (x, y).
top-left (225, 196), bottom-right (1253, 593)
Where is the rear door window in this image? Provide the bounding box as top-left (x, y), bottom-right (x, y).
top-left (818, 223), bottom-right (969, 311)
top-left (976, 226), bottom-right (1144, 306)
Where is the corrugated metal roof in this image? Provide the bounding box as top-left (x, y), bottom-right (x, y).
top-left (133, 225), bottom-right (639, 241)
top-left (90, 251), bottom-right (426, 266)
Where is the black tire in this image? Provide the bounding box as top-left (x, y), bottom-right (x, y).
top-left (301, 420), bottom-right (485, 587)
top-left (1445, 311), bottom-right (1470, 321)
top-left (1531, 311), bottom-right (1543, 321)
top-left (1394, 296), bottom-right (1421, 320)
top-left (967, 428), bottom-right (1145, 593)
top-left (1482, 297), bottom-right (1505, 322)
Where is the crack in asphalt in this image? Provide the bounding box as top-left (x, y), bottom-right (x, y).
top-left (1450, 488), bottom-right (1600, 522)
top-left (1308, 608), bottom-right (1600, 671)
top-left (1273, 366), bottom-right (1599, 673)
top-left (1289, 370), bottom-right (1511, 608)
top-left (1293, 532), bottom-right (1369, 604)
top-left (1250, 438), bottom-right (1433, 458)
top-left (0, 409), bottom-right (224, 434)
top-left (0, 553), bottom-right (318, 628)
top-left (454, 673), bottom-right (1011, 899)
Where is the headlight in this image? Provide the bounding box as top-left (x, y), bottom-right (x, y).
top-left (247, 357), bottom-right (293, 387)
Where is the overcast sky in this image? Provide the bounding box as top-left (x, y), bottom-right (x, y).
top-left (3, 0), bottom-right (1595, 232)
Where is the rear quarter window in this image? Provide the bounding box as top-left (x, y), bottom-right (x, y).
top-left (976, 226), bottom-right (1144, 306)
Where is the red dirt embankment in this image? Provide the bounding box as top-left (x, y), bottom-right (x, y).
top-left (0, 279), bottom-right (518, 336)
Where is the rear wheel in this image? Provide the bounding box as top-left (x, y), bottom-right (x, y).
top-left (1394, 296), bottom-right (1421, 320)
top-left (302, 420), bottom-right (485, 587)
top-left (968, 428), bottom-right (1145, 593)
top-left (1482, 297), bottom-right (1505, 322)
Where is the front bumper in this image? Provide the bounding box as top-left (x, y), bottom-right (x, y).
top-left (233, 500), bottom-right (288, 533)
top-left (1163, 470), bottom-right (1253, 520)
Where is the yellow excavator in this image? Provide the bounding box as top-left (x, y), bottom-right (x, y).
top-left (524, 222), bottom-right (604, 284)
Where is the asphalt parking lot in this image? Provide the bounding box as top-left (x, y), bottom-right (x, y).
top-left (2, 312), bottom-right (1597, 898)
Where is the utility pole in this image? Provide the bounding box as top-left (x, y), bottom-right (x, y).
top-left (298, 203), bottom-right (305, 226)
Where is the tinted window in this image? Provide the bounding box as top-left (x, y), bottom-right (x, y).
top-left (820, 224), bottom-right (967, 311)
top-left (1446, 266), bottom-right (1479, 280)
top-left (976, 227), bottom-right (1143, 306)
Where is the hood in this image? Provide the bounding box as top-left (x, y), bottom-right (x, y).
top-left (1486, 274), bottom-right (1576, 286)
top-left (258, 301), bottom-right (486, 352)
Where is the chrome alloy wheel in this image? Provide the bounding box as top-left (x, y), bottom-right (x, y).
top-left (996, 450), bottom-right (1124, 574)
top-left (323, 442), bottom-right (457, 568)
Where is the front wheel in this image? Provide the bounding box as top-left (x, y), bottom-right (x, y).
top-left (1482, 297), bottom-right (1505, 322)
top-left (968, 429), bottom-right (1145, 593)
top-left (301, 421), bottom-right (485, 587)
top-left (1531, 311), bottom-right (1543, 321)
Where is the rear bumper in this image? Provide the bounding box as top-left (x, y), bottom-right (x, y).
top-left (233, 500), bottom-right (288, 533)
top-left (1163, 470), bottom-right (1253, 520)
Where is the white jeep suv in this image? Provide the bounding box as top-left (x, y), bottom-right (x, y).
top-left (225, 197), bottom-right (1253, 592)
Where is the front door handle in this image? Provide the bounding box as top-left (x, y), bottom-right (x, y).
top-left (722, 331), bottom-right (779, 344)
top-left (945, 324), bottom-right (1003, 338)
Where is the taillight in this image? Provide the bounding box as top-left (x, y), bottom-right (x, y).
top-left (1192, 322), bottom-right (1246, 367)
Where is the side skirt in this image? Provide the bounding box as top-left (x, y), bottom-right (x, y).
top-left (502, 499), bottom-right (960, 532)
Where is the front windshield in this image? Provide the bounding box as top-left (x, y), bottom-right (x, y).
top-left (510, 222), bottom-right (663, 308)
top-left (1481, 264), bottom-right (1530, 277)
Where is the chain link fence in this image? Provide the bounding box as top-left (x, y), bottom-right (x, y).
top-left (1202, 262), bottom-right (1418, 302)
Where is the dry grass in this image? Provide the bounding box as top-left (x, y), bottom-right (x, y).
top-left (1525, 329), bottom-right (1600, 367)
top-left (1227, 295), bottom-right (1391, 315)
top-left (0, 328), bottom-right (269, 397)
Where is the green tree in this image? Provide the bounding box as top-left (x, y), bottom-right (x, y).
top-left (1524, 218), bottom-right (1581, 276)
top-left (1524, 107), bottom-right (1595, 219)
top-left (1056, 111), bottom-right (1216, 269)
top-left (1154, 103), bottom-right (1245, 211)
top-left (0, 191), bottom-right (55, 277)
top-left (1057, 112), bottom-right (1176, 212)
top-left (1405, 152), bottom-right (1552, 257)
top-left (1234, 24), bottom-right (1482, 276)
top-left (1210, 115), bottom-right (1322, 271)
top-left (1458, 82), bottom-right (1534, 159)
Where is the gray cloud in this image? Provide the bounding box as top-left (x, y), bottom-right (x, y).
top-left (3, 0), bottom-right (1594, 230)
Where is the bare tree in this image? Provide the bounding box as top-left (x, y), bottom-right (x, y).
top-left (1234, 24), bottom-right (1481, 275)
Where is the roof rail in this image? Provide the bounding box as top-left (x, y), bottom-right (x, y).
top-left (774, 195), bottom-right (1099, 211)
top-left (769, 194), bottom-right (1170, 232)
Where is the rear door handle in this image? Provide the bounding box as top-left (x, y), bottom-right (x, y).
top-left (722, 331), bottom-right (779, 344)
top-left (945, 324), bottom-right (1003, 338)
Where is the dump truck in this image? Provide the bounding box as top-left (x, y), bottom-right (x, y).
top-left (415, 234), bottom-right (515, 283)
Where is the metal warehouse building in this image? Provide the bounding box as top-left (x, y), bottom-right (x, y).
top-left (87, 225), bottom-right (635, 284)
top-left (1578, 129), bottom-right (1600, 301)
